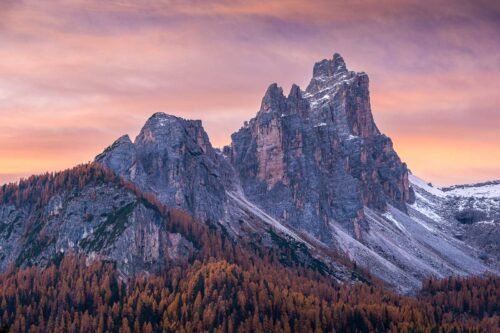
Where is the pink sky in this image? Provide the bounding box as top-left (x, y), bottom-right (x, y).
top-left (1, 0), bottom-right (499, 186)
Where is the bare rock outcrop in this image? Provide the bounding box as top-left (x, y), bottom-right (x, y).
top-left (228, 54), bottom-right (411, 241)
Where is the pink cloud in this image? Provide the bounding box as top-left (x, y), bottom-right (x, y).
top-left (0, 0), bottom-right (499, 185)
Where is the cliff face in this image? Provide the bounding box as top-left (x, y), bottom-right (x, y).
top-left (96, 113), bottom-right (235, 223)
top-left (0, 177), bottom-right (193, 274)
top-left (229, 54), bottom-right (411, 241)
top-left (96, 55), bottom-right (411, 242)
top-left (1, 52), bottom-right (494, 293)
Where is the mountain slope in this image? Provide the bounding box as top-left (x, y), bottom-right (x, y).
top-left (229, 54), bottom-right (411, 242)
top-left (0, 53), bottom-right (497, 294)
top-left (95, 114), bottom-right (236, 223)
top-left (0, 164), bottom-right (194, 274)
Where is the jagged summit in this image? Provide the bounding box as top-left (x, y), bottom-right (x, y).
top-left (115, 134), bottom-right (132, 144)
top-left (148, 111), bottom-right (181, 120)
top-left (259, 83), bottom-right (287, 114)
top-left (312, 52), bottom-right (348, 79)
top-left (96, 110), bottom-right (234, 222)
top-left (1, 52), bottom-right (495, 294)
top-left (100, 52), bottom-right (410, 239)
top-left (139, 112), bottom-right (205, 144)
top-left (143, 112), bottom-right (183, 127)
top-left (259, 53), bottom-right (353, 114)
top-left (306, 53), bottom-right (353, 94)
top-left (288, 83), bottom-right (302, 99)
top-left (255, 53), bottom-right (376, 139)
top-left (140, 111), bottom-right (209, 129)
top-left (230, 52), bottom-right (411, 242)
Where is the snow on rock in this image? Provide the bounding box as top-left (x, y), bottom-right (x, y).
top-left (409, 174), bottom-right (447, 198)
top-left (381, 212), bottom-right (406, 233)
top-left (410, 195), bottom-right (445, 223)
top-left (443, 182), bottom-right (500, 198)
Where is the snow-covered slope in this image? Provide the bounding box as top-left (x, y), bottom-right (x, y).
top-left (224, 173), bottom-right (498, 294)
top-left (3, 53), bottom-right (497, 297)
top-left (323, 174), bottom-right (497, 293)
top-left (442, 180), bottom-right (500, 199)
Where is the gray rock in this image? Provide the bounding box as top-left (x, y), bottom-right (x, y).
top-left (228, 53), bottom-right (410, 241)
top-left (0, 181), bottom-right (193, 274)
top-left (1, 52), bottom-right (497, 293)
top-left (96, 113), bottom-right (236, 223)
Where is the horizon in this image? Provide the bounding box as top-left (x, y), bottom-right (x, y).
top-left (1, 0), bottom-right (499, 186)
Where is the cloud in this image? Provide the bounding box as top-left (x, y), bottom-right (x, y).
top-left (0, 0), bottom-right (499, 185)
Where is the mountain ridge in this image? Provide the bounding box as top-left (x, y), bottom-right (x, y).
top-left (90, 53), bottom-right (500, 291)
top-left (0, 53), bottom-right (497, 294)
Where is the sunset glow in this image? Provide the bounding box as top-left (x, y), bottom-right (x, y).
top-left (1, 0), bottom-right (499, 186)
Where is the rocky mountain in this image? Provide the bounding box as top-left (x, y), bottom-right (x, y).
top-left (0, 165), bottom-right (194, 275)
top-left (429, 179), bottom-right (499, 267)
top-left (95, 115), bottom-right (236, 223)
top-left (0, 53), bottom-right (498, 294)
top-left (229, 53), bottom-right (411, 242)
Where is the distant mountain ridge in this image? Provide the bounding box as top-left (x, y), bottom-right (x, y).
top-left (0, 53), bottom-right (498, 293)
top-left (442, 180), bottom-right (500, 197)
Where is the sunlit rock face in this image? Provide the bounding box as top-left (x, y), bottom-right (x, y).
top-left (97, 54), bottom-right (411, 242)
top-left (1, 53), bottom-right (496, 293)
top-left (229, 54), bottom-right (411, 241)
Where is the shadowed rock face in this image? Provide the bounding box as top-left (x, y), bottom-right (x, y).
top-left (96, 113), bottom-right (235, 223)
top-left (97, 55), bottom-right (411, 243)
top-left (1, 53), bottom-right (496, 292)
top-left (0, 182), bottom-right (193, 274)
top-left (229, 54), bottom-right (410, 240)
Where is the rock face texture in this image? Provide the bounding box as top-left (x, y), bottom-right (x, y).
top-left (0, 180), bottom-right (193, 274)
top-left (440, 181), bottom-right (500, 269)
top-left (96, 113), bottom-right (235, 223)
top-left (88, 54), bottom-right (497, 291)
top-left (229, 54), bottom-right (410, 241)
top-left (0, 52), bottom-right (497, 292)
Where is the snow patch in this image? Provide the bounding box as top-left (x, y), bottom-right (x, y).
top-left (382, 212), bottom-right (406, 232)
top-left (478, 220), bottom-right (497, 226)
top-left (409, 175), bottom-right (446, 198)
top-left (444, 183), bottom-right (500, 198)
top-left (410, 199), bottom-right (445, 223)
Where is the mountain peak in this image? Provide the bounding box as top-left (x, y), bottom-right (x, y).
top-left (332, 52), bottom-right (347, 71)
top-left (144, 112), bottom-right (183, 128)
top-left (114, 134), bottom-right (132, 145)
top-left (3, 51), bottom-right (497, 298)
top-left (312, 52), bottom-right (348, 80)
top-left (259, 83), bottom-right (286, 114)
top-left (288, 83), bottom-right (303, 99)
top-left (97, 109), bottom-right (231, 222)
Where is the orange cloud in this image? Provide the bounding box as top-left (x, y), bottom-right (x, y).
top-left (0, 0), bottom-right (499, 186)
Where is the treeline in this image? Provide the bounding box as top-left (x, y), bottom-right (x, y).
top-left (0, 256), bottom-right (497, 333)
top-left (0, 163), bottom-right (498, 332)
top-left (0, 162), bottom-right (359, 274)
top-left (0, 164), bottom-right (120, 208)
